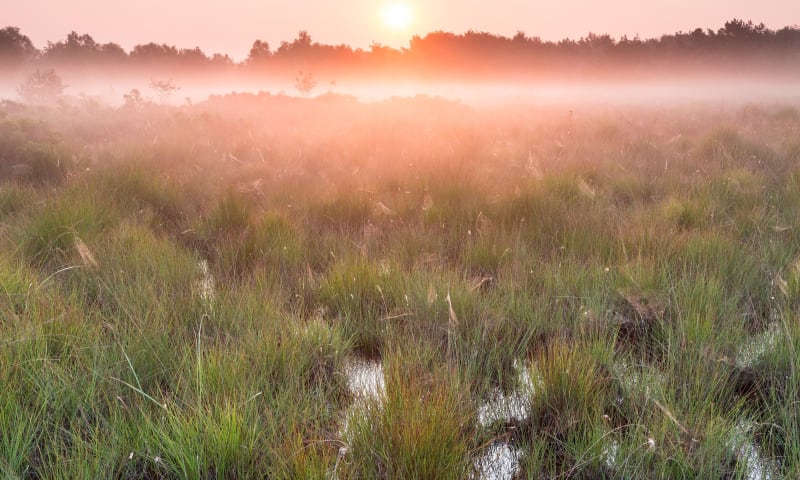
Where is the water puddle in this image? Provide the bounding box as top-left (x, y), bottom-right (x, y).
top-left (330, 358), bottom-right (386, 479)
top-left (736, 322), bottom-right (783, 369)
top-left (732, 321), bottom-right (784, 479)
top-left (473, 442), bottom-right (522, 480)
top-left (729, 421), bottom-right (781, 480)
top-left (613, 361), bottom-right (667, 401)
top-left (339, 359), bottom-right (386, 440)
top-left (602, 439), bottom-right (620, 470)
top-left (478, 360), bottom-right (538, 428)
top-left (473, 360), bottom-right (540, 480)
top-left (337, 358), bottom-right (529, 480)
top-left (344, 358), bottom-right (385, 400)
top-left (612, 360), bottom-right (781, 479)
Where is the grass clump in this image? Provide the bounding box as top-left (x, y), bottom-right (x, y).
top-left (0, 184), bottom-right (35, 218)
top-left (343, 347), bottom-right (478, 479)
top-left (519, 340), bottom-right (615, 474)
top-left (215, 213), bottom-right (305, 281)
top-left (317, 258), bottom-right (402, 357)
top-left (663, 196), bottom-right (708, 230)
top-left (20, 190), bottom-right (116, 270)
top-left (92, 165), bottom-right (188, 231)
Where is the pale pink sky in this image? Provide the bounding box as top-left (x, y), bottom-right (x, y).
top-left (6, 0), bottom-right (800, 60)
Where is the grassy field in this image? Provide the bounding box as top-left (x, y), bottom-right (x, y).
top-left (1, 94), bottom-right (799, 478)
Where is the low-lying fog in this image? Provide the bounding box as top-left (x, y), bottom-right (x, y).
top-left (1, 76), bottom-right (799, 107)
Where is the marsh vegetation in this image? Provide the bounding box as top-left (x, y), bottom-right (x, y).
top-left (1, 93), bottom-right (799, 478)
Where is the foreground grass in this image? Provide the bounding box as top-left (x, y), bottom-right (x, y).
top-left (1, 96), bottom-right (799, 478)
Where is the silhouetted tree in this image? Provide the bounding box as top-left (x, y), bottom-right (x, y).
top-left (1, 19), bottom-right (799, 83)
top-left (276, 31), bottom-right (314, 59)
top-left (18, 69), bottom-right (66, 104)
top-left (149, 79), bottom-right (180, 103)
top-left (0, 26), bottom-right (38, 67)
top-left (42, 31), bottom-right (99, 63)
top-left (130, 43), bottom-right (180, 66)
top-left (122, 88), bottom-right (145, 110)
top-left (99, 42), bottom-right (127, 60)
top-left (294, 71), bottom-right (316, 96)
top-left (210, 53), bottom-right (233, 67)
top-left (248, 40), bottom-right (271, 63)
top-left (719, 19), bottom-right (768, 39)
top-left (177, 47), bottom-right (208, 66)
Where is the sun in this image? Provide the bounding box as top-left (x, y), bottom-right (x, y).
top-left (381, 3), bottom-right (413, 31)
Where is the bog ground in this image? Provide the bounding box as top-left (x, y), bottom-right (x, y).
top-left (1, 94), bottom-right (799, 478)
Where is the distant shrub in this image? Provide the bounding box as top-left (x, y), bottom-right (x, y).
top-left (0, 119), bottom-right (67, 184)
top-left (294, 71), bottom-right (317, 97)
top-left (17, 69), bottom-right (66, 105)
top-left (15, 142), bottom-right (67, 184)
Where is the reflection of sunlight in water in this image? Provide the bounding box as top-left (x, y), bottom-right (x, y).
top-left (602, 440), bottom-right (619, 470)
top-left (330, 359), bottom-right (386, 480)
top-left (344, 359), bottom-right (385, 400)
top-left (337, 352), bottom-right (782, 479)
top-left (473, 360), bottom-right (538, 479)
top-left (612, 358), bottom-right (780, 479)
top-left (478, 360), bottom-right (538, 428)
top-left (473, 443), bottom-right (521, 480)
top-left (339, 358), bottom-right (386, 441)
top-left (339, 358), bottom-right (526, 480)
top-left (729, 421), bottom-right (780, 480)
top-left (613, 361), bottom-right (667, 401)
top-left (736, 322), bottom-right (782, 368)
top-left (731, 321), bottom-right (783, 479)
top-left (598, 420), bottom-right (779, 478)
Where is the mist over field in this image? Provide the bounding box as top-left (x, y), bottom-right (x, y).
top-left (3, 76), bottom-right (800, 107)
top-left (2, 18), bottom-right (800, 105)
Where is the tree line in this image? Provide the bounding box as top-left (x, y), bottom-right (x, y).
top-left (2, 19), bottom-right (799, 81)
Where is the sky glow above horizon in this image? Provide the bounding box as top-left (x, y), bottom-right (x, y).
top-left (5, 0), bottom-right (799, 60)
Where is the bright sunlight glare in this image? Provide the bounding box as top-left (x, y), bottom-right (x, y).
top-left (381, 3), bottom-right (413, 31)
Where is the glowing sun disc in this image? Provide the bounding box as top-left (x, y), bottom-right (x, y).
top-left (382, 3), bottom-right (412, 30)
